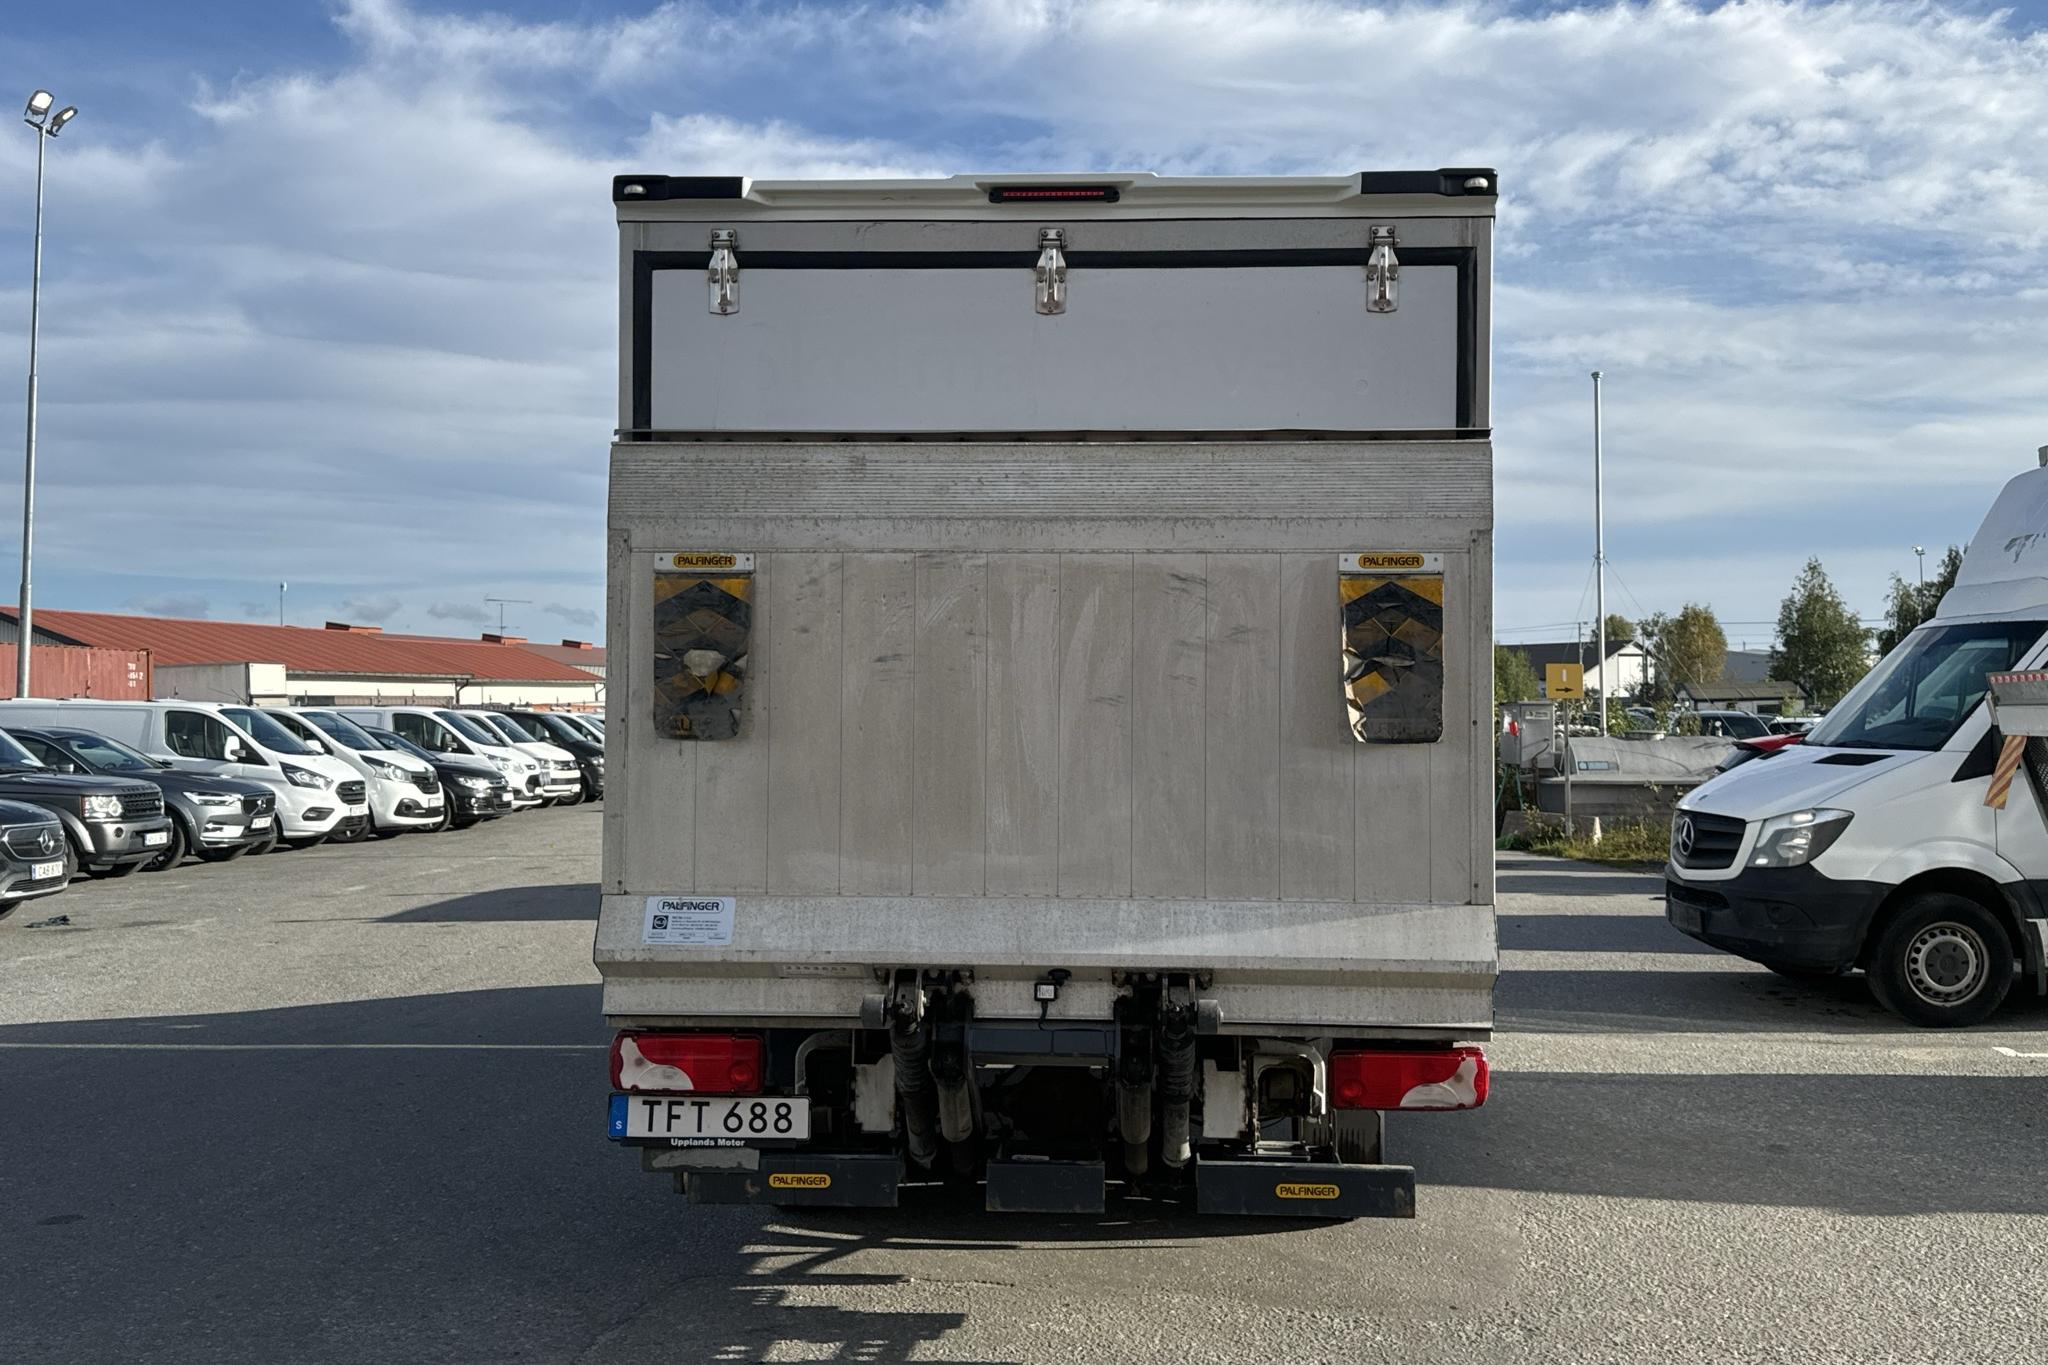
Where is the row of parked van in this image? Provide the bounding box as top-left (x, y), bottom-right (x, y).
top-left (0, 698), bottom-right (605, 919)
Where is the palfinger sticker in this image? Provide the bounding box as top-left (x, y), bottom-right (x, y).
top-left (643, 896), bottom-right (736, 946)
top-left (1342, 552), bottom-right (1444, 744)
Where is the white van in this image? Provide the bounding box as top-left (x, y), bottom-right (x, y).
top-left (259, 707), bottom-right (443, 838)
top-left (458, 711), bottom-right (581, 803)
top-left (0, 699), bottom-right (361, 847)
top-left (336, 706), bottom-right (545, 809)
top-left (1668, 459), bottom-right (2048, 1027)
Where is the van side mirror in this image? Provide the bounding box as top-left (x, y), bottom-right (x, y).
top-left (305, 738), bottom-right (328, 754)
top-left (223, 739), bottom-right (246, 762)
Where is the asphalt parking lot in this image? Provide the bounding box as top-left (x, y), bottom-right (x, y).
top-left (2, 822), bottom-right (2044, 1365)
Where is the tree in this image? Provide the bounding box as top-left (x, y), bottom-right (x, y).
top-left (1876, 544), bottom-right (1964, 654)
top-left (1494, 644), bottom-right (1540, 706)
top-left (1602, 613), bottom-right (1634, 647)
top-left (1770, 558), bottom-right (1870, 709)
top-left (1662, 603), bottom-right (1726, 691)
top-left (1633, 611), bottom-right (1672, 703)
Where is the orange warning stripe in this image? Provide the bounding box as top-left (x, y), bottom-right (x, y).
top-left (1984, 734), bottom-right (2027, 809)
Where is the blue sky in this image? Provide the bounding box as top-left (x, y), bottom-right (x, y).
top-left (3, 0), bottom-right (2047, 648)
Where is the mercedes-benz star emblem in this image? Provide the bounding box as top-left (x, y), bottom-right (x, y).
top-left (37, 828), bottom-right (57, 856)
top-left (1674, 816), bottom-right (1695, 860)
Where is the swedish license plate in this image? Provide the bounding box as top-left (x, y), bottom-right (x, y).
top-left (143, 831), bottom-right (170, 847)
top-left (250, 814), bottom-right (272, 829)
top-left (31, 859), bottom-right (64, 880)
top-left (613, 1094), bottom-right (809, 1145)
top-left (347, 804), bottom-right (368, 817)
top-left (422, 795), bottom-right (443, 810)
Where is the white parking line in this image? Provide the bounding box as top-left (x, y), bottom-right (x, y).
top-left (1992, 1045), bottom-right (2048, 1059)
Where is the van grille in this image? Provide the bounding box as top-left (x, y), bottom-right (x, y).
top-left (1672, 811), bottom-right (1745, 870)
top-left (119, 791), bottom-right (164, 819)
top-left (337, 780), bottom-right (367, 805)
top-left (412, 772), bottom-right (441, 796)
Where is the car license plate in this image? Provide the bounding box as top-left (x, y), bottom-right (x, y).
top-left (144, 830), bottom-right (170, 847)
top-left (615, 1094), bottom-right (809, 1145)
top-left (32, 859), bottom-right (64, 880)
top-left (347, 804), bottom-right (367, 817)
top-left (422, 795), bottom-right (443, 810)
top-left (1668, 898), bottom-right (1703, 933)
top-left (250, 814), bottom-right (272, 829)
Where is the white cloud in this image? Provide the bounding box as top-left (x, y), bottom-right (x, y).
top-left (336, 594), bottom-right (404, 624)
top-left (0, 0), bottom-right (2041, 647)
top-left (428, 601), bottom-right (492, 624)
top-left (543, 602), bottom-right (599, 629)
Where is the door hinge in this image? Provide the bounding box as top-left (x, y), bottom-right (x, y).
top-left (1366, 225), bottom-right (1399, 314)
top-left (1034, 227), bottom-right (1068, 315)
top-left (707, 228), bottom-right (739, 315)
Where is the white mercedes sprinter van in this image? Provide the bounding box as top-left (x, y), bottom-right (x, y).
top-left (1668, 460), bottom-right (2048, 1026)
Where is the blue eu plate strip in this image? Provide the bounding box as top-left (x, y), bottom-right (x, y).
top-left (607, 1092), bottom-right (629, 1139)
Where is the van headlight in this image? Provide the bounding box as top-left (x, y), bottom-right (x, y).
top-left (83, 794), bottom-right (124, 821)
top-left (281, 763), bottom-right (333, 790)
top-left (363, 756), bottom-right (404, 779)
top-left (1749, 809), bottom-right (1853, 868)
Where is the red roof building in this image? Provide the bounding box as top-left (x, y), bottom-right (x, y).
top-left (0, 607), bottom-right (603, 709)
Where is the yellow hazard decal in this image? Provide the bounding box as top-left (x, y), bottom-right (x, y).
top-left (767, 1173), bottom-right (831, 1190)
top-left (1275, 1182), bottom-right (1341, 1200)
top-left (1985, 733), bottom-right (2027, 809)
top-left (653, 554), bottom-right (754, 741)
top-left (1341, 566), bottom-right (1445, 744)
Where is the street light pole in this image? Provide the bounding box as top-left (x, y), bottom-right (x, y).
top-left (16, 92), bottom-right (76, 699)
top-left (1913, 546), bottom-right (1925, 587)
top-left (1591, 370), bottom-right (1608, 733)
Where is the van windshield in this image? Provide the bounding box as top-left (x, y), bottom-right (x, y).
top-left (1806, 620), bottom-right (2048, 752)
top-left (302, 711), bottom-right (384, 753)
top-left (221, 707), bottom-right (316, 756)
top-left (437, 711), bottom-right (504, 747)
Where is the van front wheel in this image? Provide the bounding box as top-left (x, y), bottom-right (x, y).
top-left (1866, 893), bottom-right (2014, 1028)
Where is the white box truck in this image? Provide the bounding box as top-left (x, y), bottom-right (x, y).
top-left (1668, 457), bottom-right (2048, 1027)
top-left (597, 170), bottom-right (1499, 1216)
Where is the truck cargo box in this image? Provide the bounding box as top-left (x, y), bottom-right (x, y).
top-left (598, 172), bottom-right (1497, 1038)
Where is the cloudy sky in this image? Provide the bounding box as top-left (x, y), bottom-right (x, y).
top-left (3, 0), bottom-right (2046, 651)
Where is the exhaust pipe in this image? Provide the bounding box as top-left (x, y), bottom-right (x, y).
top-left (1116, 1015), bottom-right (1155, 1177)
top-left (1158, 997), bottom-right (1197, 1169)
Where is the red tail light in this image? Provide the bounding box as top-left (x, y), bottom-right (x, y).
top-left (1328, 1047), bottom-right (1488, 1111)
top-left (610, 1032), bottom-right (763, 1093)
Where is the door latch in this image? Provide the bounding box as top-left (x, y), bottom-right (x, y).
top-left (1366, 225), bottom-right (1399, 314)
top-left (1034, 228), bottom-right (1068, 315)
top-left (707, 228), bottom-right (739, 315)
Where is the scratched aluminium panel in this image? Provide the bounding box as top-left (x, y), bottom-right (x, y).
top-left (1340, 552), bottom-right (1445, 745)
top-left (652, 551), bottom-right (754, 740)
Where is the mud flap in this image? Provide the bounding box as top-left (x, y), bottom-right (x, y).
top-left (1340, 552), bottom-right (1444, 744)
top-left (985, 1158), bottom-right (1106, 1214)
top-left (682, 1152), bottom-right (901, 1207)
top-left (1194, 1158), bottom-right (1416, 1219)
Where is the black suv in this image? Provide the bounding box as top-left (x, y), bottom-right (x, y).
top-left (0, 797), bottom-right (70, 917)
top-left (8, 727), bottom-right (277, 869)
top-left (0, 726), bottom-right (175, 878)
top-left (362, 727), bottom-right (515, 828)
top-left (498, 710), bottom-right (604, 802)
